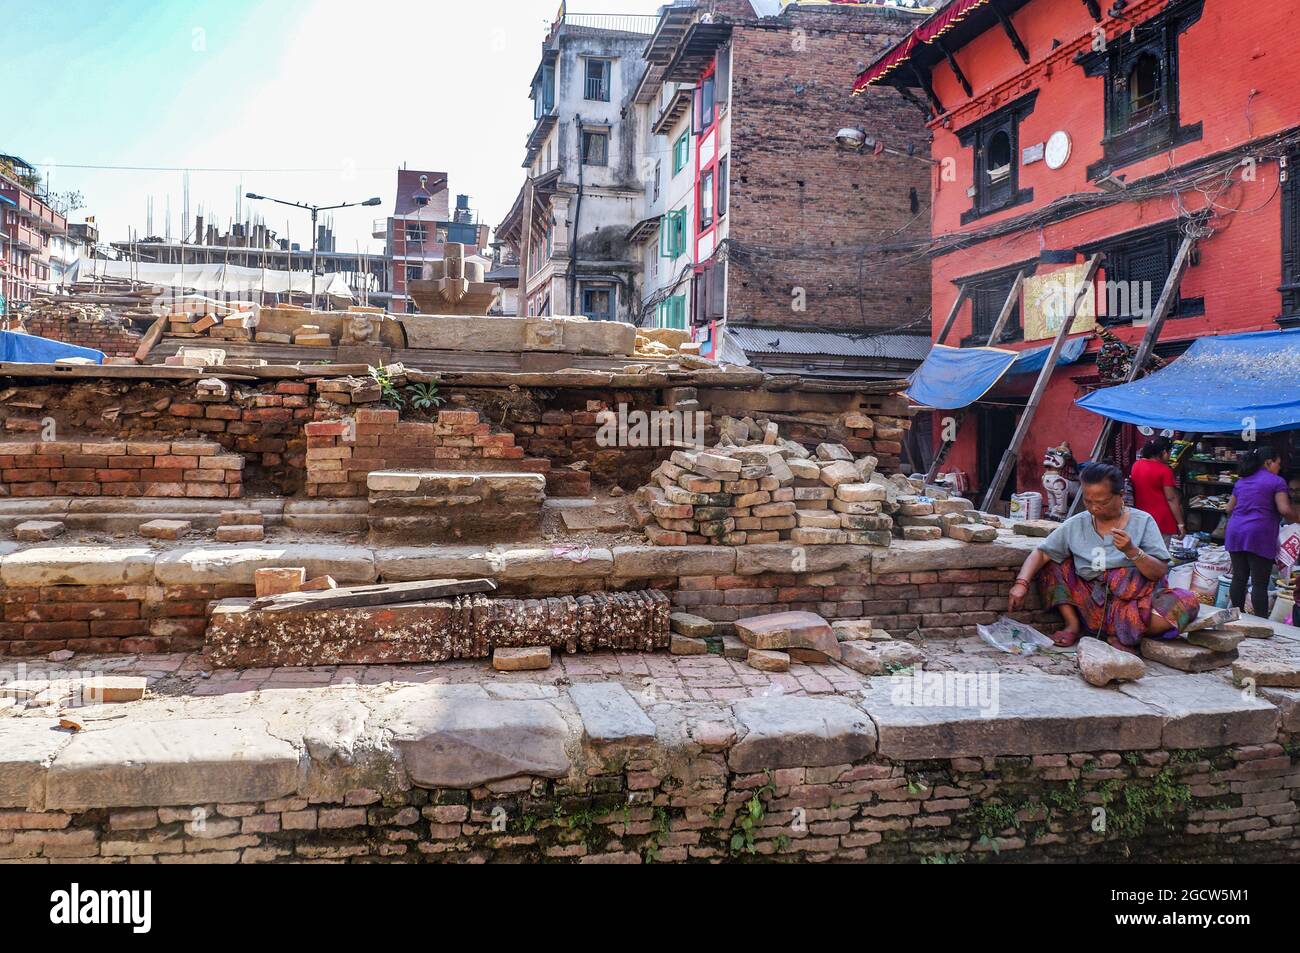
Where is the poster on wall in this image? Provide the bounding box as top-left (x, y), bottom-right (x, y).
top-left (1023, 264), bottom-right (1097, 341)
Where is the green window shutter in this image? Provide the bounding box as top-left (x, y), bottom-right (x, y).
top-left (660, 209), bottom-right (686, 258)
top-left (669, 295), bottom-right (686, 329)
top-left (673, 134), bottom-right (689, 175)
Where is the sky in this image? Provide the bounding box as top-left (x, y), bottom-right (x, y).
top-left (4, 0), bottom-right (665, 255)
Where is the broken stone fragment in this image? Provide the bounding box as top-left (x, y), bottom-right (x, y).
top-left (139, 519), bottom-right (192, 541)
top-left (721, 634), bottom-right (749, 659)
top-left (1012, 520), bottom-right (1057, 538)
top-left (947, 523), bottom-right (997, 543)
top-left (1184, 606), bottom-right (1239, 633)
top-left (219, 509), bottom-right (265, 526)
top-left (1076, 637), bottom-right (1146, 686)
top-left (83, 676), bottom-right (147, 704)
top-left (301, 575), bottom-right (338, 592)
top-left (216, 525), bottom-right (264, 543)
top-left (734, 610), bottom-right (841, 660)
top-left (818, 461), bottom-right (860, 488)
top-left (1223, 620), bottom-right (1274, 639)
top-left (670, 612), bottom-right (714, 638)
top-left (670, 633), bottom-right (708, 656)
top-left (1185, 629), bottom-right (1246, 653)
top-left (838, 640), bottom-right (925, 676)
top-left (831, 619), bottom-right (886, 642)
top-left (746, 648), bottom-right (790, 672)
top-left (1139, 638), bottom-right (1237, 672)
top-left (903, 526), bottom-right (942, 541)
top-left (1232, 657), bottom-right (1300, 688)
top-left (254, 567), bottom-right (306, 598)
top-left (815, 443), bottom-right (853, 462)
top-left (491, 646), bottom-right (552, 672)
top-left (14, 520), bottom-right (65, 542)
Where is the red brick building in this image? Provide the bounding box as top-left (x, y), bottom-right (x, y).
top-left (856, 0), bottom-right (1300, 496)
top-left (0, 154), bottom-right (67, 311)
top-left (638, 0), bottom-right (934, 376)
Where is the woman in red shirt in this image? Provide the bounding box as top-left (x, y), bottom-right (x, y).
top-left (1130, 437), bottom-right (1185, 539)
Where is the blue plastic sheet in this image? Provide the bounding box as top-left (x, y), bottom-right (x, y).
top-left (0, 331), bottom-right (105, 365)
top-left (1008, 335), bottom-right (1089, 375)
top-left (905, 344), bottom-right (1019, 409)
top-left (1076, 328), bottom-right (1300, 433)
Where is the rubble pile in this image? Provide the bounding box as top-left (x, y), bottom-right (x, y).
top-left (635, 415), bottom-right (996, 547)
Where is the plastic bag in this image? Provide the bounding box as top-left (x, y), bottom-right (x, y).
top-left (976, 616), bottom-right (1057, 655)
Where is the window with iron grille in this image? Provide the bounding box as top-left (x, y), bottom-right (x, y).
top-left (584, 59), bottom-right (611, 102)
top-left (1078, 0), bottom-right (1204, 179)
top-left (970, 273), bottom-right (1022, 343)
top-left (1086, 225), bottom-right (1204, 323)
top-left (1282, 152), bottom-right (1300, 324)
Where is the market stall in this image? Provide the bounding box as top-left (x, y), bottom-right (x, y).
top-left (1077, 328), bottom-right (1300, 621)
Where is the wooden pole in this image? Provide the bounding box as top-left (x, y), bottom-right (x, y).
top-left (934, 283), bottom-right (968, 347)
top-left (922, 274), bottom-right (1023, 484)
top-left (981, 254), bottom-right (1102, 513)
top-left (1067, 234), bottom-right (1197, 516)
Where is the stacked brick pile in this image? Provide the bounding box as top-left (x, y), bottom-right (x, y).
top-left (640, 429), bottom-right (896, 546)
top-left (0, 438), bottom-right (242, 498)
top-left (639, 422), bottom-right (994, 547)
top-left (304, 407), bottom-right (551, 498)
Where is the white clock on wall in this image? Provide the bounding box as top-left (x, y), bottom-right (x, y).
top-left (1044, 130), bottom-right (1072, 170)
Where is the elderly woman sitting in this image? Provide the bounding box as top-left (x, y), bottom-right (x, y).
top-left (1008, 462), bottom-right (1200, 652)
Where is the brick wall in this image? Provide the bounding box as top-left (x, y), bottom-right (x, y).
top-left (725, 5), bottom-right (932, 332)
top-left (22, 309), bottom-right (143, 358)
top-left (0, 438), bottom-right (242, 498)
top-left (0, 582), bottom-right (244, 655)
top-left (3, 741), bottom-right (1295, 862)
top-left (304, 407), bottom-right (550, 499)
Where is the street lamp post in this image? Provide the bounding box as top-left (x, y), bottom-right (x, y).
top-left (245, 192), bottom-right (382, 310)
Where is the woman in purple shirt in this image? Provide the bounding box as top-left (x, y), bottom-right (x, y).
top-left (1225, 446), bottom-right (1297, 617)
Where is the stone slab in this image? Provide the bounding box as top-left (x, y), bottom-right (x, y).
top-left (45, 717), bottom-right (300, 810)
top-left (860, 673), bottom-right (1164, 759)
top-left (492, 646), bottom-right (551, 671)
top-left (734, 543), bottom-right (869, 576)
top-left (376, 545), bottom-right (614, 581)
top-left (1117, 674), bottom-right (1279, 749)
top-left (869, 535), bottom-right (1035, 575)
top-left (154, 544), bottom-right (377, 586)
top-left (382, 691), bottom-right (571, 789)
top-left (1140, 638), bottom-right (1237, 672)
top-left (612, 545), bottom-right (735, 577)
top-left (14, 520), bottom-right (66, 542)
top-left (728, 696), bottom-right (876, 772)
top-left (1, 545), bottom-right (157, 587)
top-left (734, 611), bottom-right (841, 660)
top-left (0, 720), bottom-right (73, 809)
top-left (568, 682), bottom-right (656, 750)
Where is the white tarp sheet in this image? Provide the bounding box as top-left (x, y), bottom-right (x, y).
top-left (71, 258), bottom-right (355, 300)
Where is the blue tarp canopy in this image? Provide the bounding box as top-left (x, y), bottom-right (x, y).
top-left (906, 336), bottom-right (1090, 409)
top-left (0, 331), bottom-right (104, 365)
top-left (1077, 328), bottom-right (1300, 433)
top-left (1009, 335), bottom-right (1089, 375)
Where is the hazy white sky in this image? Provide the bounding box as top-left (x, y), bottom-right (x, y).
top-left (7, 0), bottom-right (663, 254)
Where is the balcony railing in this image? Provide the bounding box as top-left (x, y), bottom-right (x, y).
top-left (552, 13), bottom-right (657, 37)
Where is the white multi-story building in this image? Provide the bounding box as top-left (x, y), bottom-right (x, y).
top-left (497, 10), bottom-right (658, 321)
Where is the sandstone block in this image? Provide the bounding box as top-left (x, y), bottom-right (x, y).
top-left (734, 611), bottom-right (841, 660)
top-left (492, 647), bottom-right (552, 672)
top-left (1076, 637), bottom-right (1146, 687)
top-left (746, 649), bottom-right (790, 672)
top-left (140, 519), bottom-right (192, 540)
top-left (254, 567), bottom-right (306, 597)
top-left (15, 520), bottom-right (66, 542)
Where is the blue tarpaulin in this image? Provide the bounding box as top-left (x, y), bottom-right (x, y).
top-left (0, 331), bottom-right (105, 365)
top-left (906, 336), bottom-right (1091, 409)
top-left (1008, 335), bottom-right (1089, 375)
top-left (905, 344), bottom-right (1019, 409)
top-left (1076, 328), bottom-right (1300, 433)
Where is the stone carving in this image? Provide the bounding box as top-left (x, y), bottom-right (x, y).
top-left (1041, 442), bottom-right (1078, 521)
top-left (407, 242), bottom-right (500, 315)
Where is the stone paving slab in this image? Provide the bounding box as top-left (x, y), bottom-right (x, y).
top-left (859, 673), bottom-right (1165, 759)
top-left (1117, 674), bottom-right (1279, 748)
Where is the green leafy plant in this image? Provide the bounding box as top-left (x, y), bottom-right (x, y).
top-left (729, 774), bottom-right (777, 856)
top-left (405, 381), bottom-right (444, 413)
top-left (367, 362), bottom-right (405, 410)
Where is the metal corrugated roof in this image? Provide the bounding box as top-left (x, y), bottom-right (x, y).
top-left (728, 325), bottom-right (932, 362)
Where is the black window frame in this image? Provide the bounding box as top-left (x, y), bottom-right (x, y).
top-left (1281, 150), bottom-right (1300, 327)
top-left (1080, 222), bottom-right (1204, 325)
top-left (958, 91), bottom-right (1037, 225)
top-left (1079, 0), bottom-right (1204, 180)
top-left (955, 260), bottom-right (1038, 347)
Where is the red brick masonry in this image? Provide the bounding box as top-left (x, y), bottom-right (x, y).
top-left (0, 438), bottom-right (242, 498)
